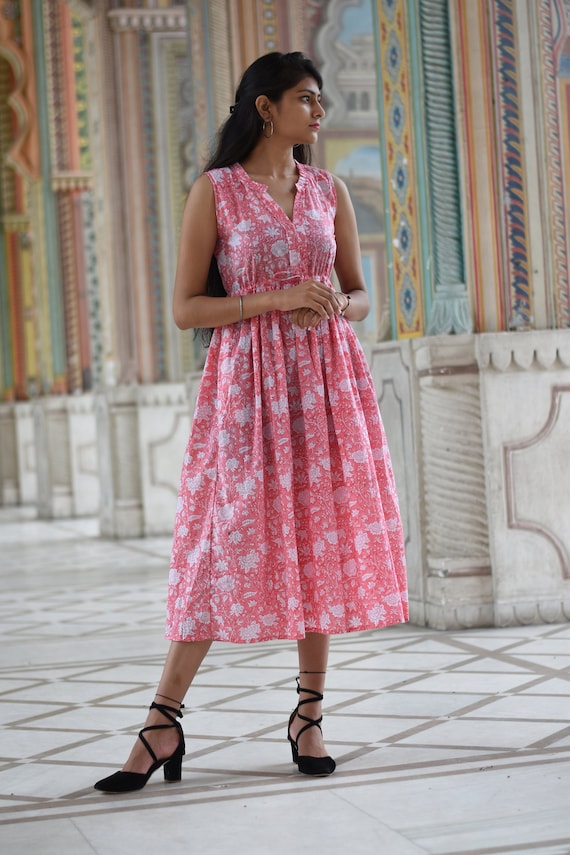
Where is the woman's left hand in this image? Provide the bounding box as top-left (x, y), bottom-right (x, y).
top-left (291, 307), bottom-right (321, 329)
top-left (292, 292), bottom-right (349, 329)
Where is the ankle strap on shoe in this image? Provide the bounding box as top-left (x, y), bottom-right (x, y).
top-left (150, 701), bottom-right (184, 721)
top-left (295, 676), bottom-right (324, 703)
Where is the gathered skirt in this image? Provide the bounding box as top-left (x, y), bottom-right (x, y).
top-left (165, 308), bottom-right (408, 644)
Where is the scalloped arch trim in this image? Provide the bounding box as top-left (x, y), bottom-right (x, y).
top-left (0, 40), bottom-right (36, 179)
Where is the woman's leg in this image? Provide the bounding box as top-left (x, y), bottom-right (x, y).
top-left (121, 639), bottom-right (211, 774)
top-left (289, 632), bottom-right (331, 758)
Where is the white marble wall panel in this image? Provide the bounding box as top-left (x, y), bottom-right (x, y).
top-left (96, 382), bottom-right (195, 538)
top-left (370, 341), bottom-right (425, 624)
top-left (14, 403), bottom-right (37, 505)
top-left (0, 402), bottom-right (39, 507)
top-left (477, 330), bottom-right (570, 625)
top-left (0, 404), bottom-right (19, 505)
top-left (417, 341), bottom-right (493, 630)
top-left (32, 396), bottom-right (99, 519)
top-left (34, 397), bottom-right (73, 519)
top-left (137, 383), bottom-right (191, 536)
top-left (67, 394), bottom-right (100, 517)
top-left (375, 330), bottom-right (570, 628)
top-left (96, 386), bottom-right (144, 538)
top-left (373, 335), bottom-right (495, 629)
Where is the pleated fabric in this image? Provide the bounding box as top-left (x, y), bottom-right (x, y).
top-left (165, 162), bottom-right (408, 643)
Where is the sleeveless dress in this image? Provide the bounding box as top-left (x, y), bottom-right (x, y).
top-left (165, 162), bottom-right (408, 644)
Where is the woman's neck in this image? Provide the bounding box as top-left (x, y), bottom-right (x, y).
top-left (241, 145), bottom-right (297, 180)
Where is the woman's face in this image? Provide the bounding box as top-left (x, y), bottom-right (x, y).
top-left (271, 76), bottom-right (325, 145)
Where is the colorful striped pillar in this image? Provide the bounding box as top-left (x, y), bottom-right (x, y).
top-left (32, 0), bottom-right (67, 393)
top-left (375, 0), bottom-right (426, 338)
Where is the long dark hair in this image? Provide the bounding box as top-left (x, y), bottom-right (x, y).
top-left (199, 52), bottom-right (323, 344)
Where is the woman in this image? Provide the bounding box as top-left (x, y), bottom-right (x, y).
top-left (95, 51), bottom-right (408, 793)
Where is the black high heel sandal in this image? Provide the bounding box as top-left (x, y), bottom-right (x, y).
top-left (287, 678), bottom-right (336, 776)
top-left (94, 701), bottom-right (185, 793)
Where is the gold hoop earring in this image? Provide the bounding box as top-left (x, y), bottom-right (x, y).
top-left (263, 119), bottom-right (274, 139)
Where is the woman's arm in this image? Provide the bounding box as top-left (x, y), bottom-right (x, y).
top-left (331, 175), bottom-right (370, 323)
top-left (172, 175), bottom-right (340, 331)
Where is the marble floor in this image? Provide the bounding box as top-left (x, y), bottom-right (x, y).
top-left (1, 507), bottom-right (570, 854)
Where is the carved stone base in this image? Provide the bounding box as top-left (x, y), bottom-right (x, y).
top-left (96, 383), bottom-right (192, 538)
top-left (96, 386), bottom-right (143, 538)
top-left (0, 404), bottom-right (19, 505)
top-left (372, 329), bottom-right (570, 628)
top-left (14, 403), bottom-right (37, 505)
top-left (33, 395), bottom-right (100, 519)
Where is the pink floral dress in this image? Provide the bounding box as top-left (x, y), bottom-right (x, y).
top-left (166, 162), bottom-right (408, 644)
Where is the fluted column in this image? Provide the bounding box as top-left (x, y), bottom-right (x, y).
top-left (418, 0), bottom-right (473, 335)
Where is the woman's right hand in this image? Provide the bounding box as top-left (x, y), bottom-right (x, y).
top-left (276, 279), bottom-right (340, 319)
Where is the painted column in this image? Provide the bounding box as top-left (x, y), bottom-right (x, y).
top-left (1, 3), bottom-right (42, 504)
top-left (32, 0), bottom-right (67, 393)
top-left (537, 0), bottom-right (570, 328)
top-left (0, 0), bottom-right (42, 400)
top-left (450, 0), bottom-right (505, 332)
top-left (375, 0), bottom-right (426, 338)
top-left (488, 0), bottom-right (534, 329)
top-left (418, 0), bottom-right (473, 335)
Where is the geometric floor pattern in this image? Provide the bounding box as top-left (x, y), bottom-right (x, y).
top-left (1, 506), bottom-right (570, 854)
